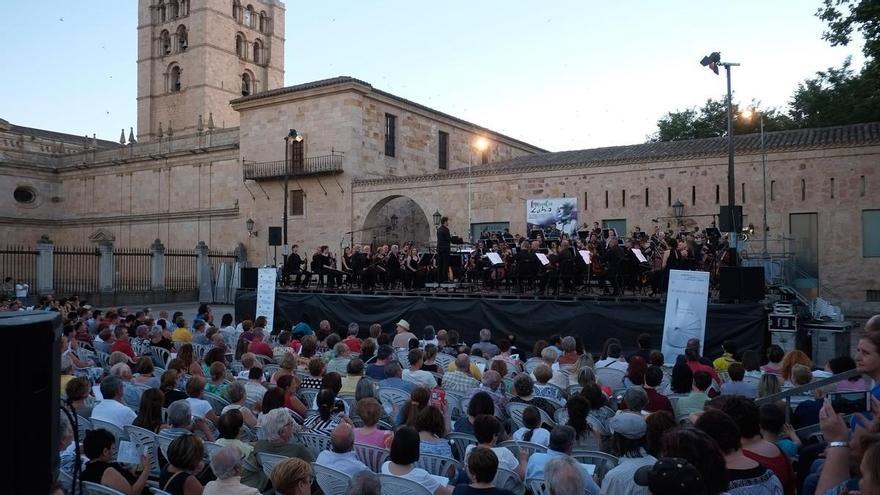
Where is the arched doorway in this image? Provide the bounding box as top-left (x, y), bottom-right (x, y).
top-left (362, 195), bottom-right (431, 247)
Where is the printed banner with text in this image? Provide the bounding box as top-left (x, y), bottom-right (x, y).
top-left (661, 269), bottom-right (710, 364)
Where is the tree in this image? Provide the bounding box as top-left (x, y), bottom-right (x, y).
top-left (650, 98), bottom-right (795, 142)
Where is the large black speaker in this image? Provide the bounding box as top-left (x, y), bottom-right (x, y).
top-left (241, 267), bottom-right (259, 289)
top-left (0, 311), bottom-right (61, 494)
top-left (268, 227), bottom-right (282, 246)
top-left (718, 205), bottom-right (743, 232)
top-left (720, 266), bottom-right (765, 301)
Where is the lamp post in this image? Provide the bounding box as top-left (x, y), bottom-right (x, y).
top-left (672, 200), bottom-right (685, 222)
top-left (283, 129), bottom-right (303, 272)
top-left (741, 109), bottom-right (768, 256)
top-left (469, 137), bottom-right (489, 243)
top-left (433, 210), bottom-right (442, 228)
top-left (701, 51), bottom-right (741, 265)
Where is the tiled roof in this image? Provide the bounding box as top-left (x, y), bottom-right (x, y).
top-left (352, 121), bottom-right (880, 186)
top-left (6, 122), bottom-right (121, 150)
top-left (231, 76), bottom-right (547, 152)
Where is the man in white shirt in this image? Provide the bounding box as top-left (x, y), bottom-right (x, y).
top-left (402, 348), bottom-right (437, 389)
top-left (595, 343), bottom-right (630, 373)
top-left (243, 367), bottom-right (267, 405)
top-left (599, 412), bottom-right (657, 495)
top-left (90, 376), bottom-right (136, 429)
top-left (204, 446), bottom-right (259, 495)
top-left (315, 423), bottom-right (368, 477)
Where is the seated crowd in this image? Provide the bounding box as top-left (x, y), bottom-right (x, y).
top-left (48, 301), bottom-right (880, 495)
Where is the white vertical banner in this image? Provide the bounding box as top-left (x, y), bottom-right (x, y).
top-left (661, 269), bottom-right (710, 365)
top-left (256, 267), bottom-right (277, 334)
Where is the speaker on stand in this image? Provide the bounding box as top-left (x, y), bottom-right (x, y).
top-left (720, 266), bottom-right (765, 301)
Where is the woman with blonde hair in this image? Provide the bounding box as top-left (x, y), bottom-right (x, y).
top-left (270, 458), bottom-right (313, 495)
top-left (270, 353), bottom-right (297, 385)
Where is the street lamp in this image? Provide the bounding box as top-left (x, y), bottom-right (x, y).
top-left (390, 213), bottom-right (398, 230)
top-left (245, 218), bottom-right (257, 237)
top-left (433, 210), bottom-right (442, 228)
top-left (469, 137), bottom-right (489, 242)
top-left (701, 51), bottom-right (741, 266)
top-left (741, 108), bottom-right (768, 256)
top-left (283, 129), bottom-right (303, 271)
top-left (672, 200), bottom-right (685, 221)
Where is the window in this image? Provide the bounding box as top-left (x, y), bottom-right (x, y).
top-left (622, 189), bottom-right (626, 208)
top-left (235, 34), bottom-right (245, 58)
top-left (259, 11), bottom-right (267, 32)
top-left (290, 190), bottom-right (305, 216)
top-left (667, 187), bottom-right (671, 207)
top-left (179, 0), bottom-right (188, 16)
top-left (480, 148), bottom-right (489, 165)
top-left (169, 65), bottom-right (181, 92)
top-left (692, 185), bottom-right (696, 206)
top-left (801, 179), bottom-right (806, 201)
top-left (645, 188), bottom-right (649, 208)
top-left (169, 0), bottom-right (179, 18)
top-left (241, 72), bottom-right (252, 96)
top-left (176, 25), bottom-right (187, 51)
top-left (584, 192), bottom-right (588, 210)
top-left (160, 30), bottom-right (171, 55)
top-left (13, 186), bottom-right (35, 204)
top-left (158, 0), bottom-right (166, 23)
top-left (232, 0), bottom-right (240, 20)
top-left (438, 131), bottom-right (448, 170)
top-left (770, 180), bottom-right (776, 201)
top-left (863, 210), bottom-right (880, 257)
top-left (245, 5), bottom-right (255, 27)
top-left (830, 178), bottom-right (835, 199)
top-left (384, 113), bottom-right (396, 157)
top-left (715, 184), bottom-right (720, 204)
top-left (605, 190), bottom-right (609, 208)
top-left (741, 183), bottom-right (746, 203)
top-left (861, 176), bottom-right (866, 197)
top-left (253, 40), bottom-right (262, 64)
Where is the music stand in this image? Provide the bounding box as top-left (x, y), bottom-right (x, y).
top-left (529, 229), bottom-right (543, 240)
top-left (704, 227), bottom-right (721, 237)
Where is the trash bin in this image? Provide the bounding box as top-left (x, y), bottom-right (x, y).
top-left (805, 321), bottom-right (854, 366)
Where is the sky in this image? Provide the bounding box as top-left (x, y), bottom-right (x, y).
top-left (0, 0), bottom-right (865, 152)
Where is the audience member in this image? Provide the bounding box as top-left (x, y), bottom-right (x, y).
top-left (643, 366), bottom-right (673, 413)
top-left (270, 457), bottom-right (313, 495)
top-left (633, 457), bottom-right (708, 495)
top-left (381, 425), bottom-right (453, 495)
top-left (720, 362), bottom-right (757, 399)
top-left (660, 427), bottom-right (728, 495)
top-left (544, 455), bottom-right (586, 495)
top-left (456, 446), bottom-right (516, 495)
top-left (600, 411), bottom-right (656, 495)
top-left (392, 320), bottom-right (418, 349)
top-left (81, 428), bottom-right (150, 495)
top-left (525, 425), bottom-right (600, 495)
top-left (510, 373), bottom-right (557, 416)
top-left (472, 328), bottom-right (500, 358)
top-left (444, 354), bottom-right (481, 393)
top-left (512, 405), bottom-right (550, 446)
top-left (674, 371), bottom-right (712, 420)
top-left (466, 414), bottom-right (527, 480)
top-left (712, 339), bottom-right (739, 371)
top-left (204, 445), bottom-right (259, 495)
top-left (404, 348), bottom-right (439, 388)
top-left (159, 433), bottom-right (205, 495)
top-left (91, 376), bottom-right (136, 428)
top-left (366, 345), bottom-right (394, 380)
top-left (346, 470), bottom-right (382, 495)
top-left (316, 422), bottom-right (369, 476)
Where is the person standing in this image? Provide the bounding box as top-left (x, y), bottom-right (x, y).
top-left (15, 279), bottom-right (29, 305)
top-left (437, 216), bottom-right (451, 283)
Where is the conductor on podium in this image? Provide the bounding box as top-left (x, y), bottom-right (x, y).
top-left (437, 216), bottom-right (451, 282)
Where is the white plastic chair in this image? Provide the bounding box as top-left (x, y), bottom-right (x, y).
top-left (82, 481), bottom-right (126, 495)
top-left (203, 391), bottom-right (230, 415)
top-left (434, 353), bottom-right (453, 369)
top-left (295, 432), bottom-right (331, 458)
top-left (571, 449), bottom-right (619, 483)
top-left (298, 388), bottom-right (319, 407)
top-left (354, 442), bottom-right (390, 472)
top-left (446, 432), bottom-right (477, 462)
top-left (124, 424), bottom-right (161, 478)
top-left (378, 387), bottom-right (411, 410)
top-left (313, 463), bottom-right (353, 494)
top-left (494, 466), bottom-right (525, 495)
top-left (524, 358), bottom-right (543, 374)
top-left (76, 415), bottom-right (93, 442)
top-left (594, 367), bottom-right (626, 392)
top-left (498, 440), bottom-right (547, 458)
top-left (506, 402), bottom-right (555, 429)
top-left (378, 474), bottom-right (433, 495)
top-left (259, 451), bottom-right (288, 479)
top-left (413, 452), bottom-right (461, 479)
top-left (152, 347), bottom-right (171, 368)
top-left (525, 478), bottom-right (550, 495)
top-left (554, 407), bottom-right (569, 425)
top-left (203, 441), bottom-right (224, 460)
top-left (90, 418), bottom-right (130, 458)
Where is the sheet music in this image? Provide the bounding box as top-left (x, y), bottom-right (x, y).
top-left (487, 252), bottom-right (503, 265)
top-left (578, 250), bottom-right (592, 265)
top-left (535, 253), bottom-right (550, 266)
top-left (632, 248), bottom-right (648, 263)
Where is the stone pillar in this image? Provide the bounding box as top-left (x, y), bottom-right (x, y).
top-left (234, 242), bottom-right (248, 266)
top-left (98, 240), bottom-right (114, 293)
top-left (36, 235), bottom-right (54, 295)
top-left (195, 241), bottom-right (213, 302)
top-left (150, 238), bottom-right (165, 290)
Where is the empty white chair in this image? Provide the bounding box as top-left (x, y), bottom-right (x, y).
top-left (124, 424), bottom-right (161, 478)
top-left (378, 387), bottom-right (411, 410)
top-left (82, 481), bottom-right (126, 495)
top-left (494, 466), bottom-right (525, 495)
top-left (378, 474), bottom-right (433, 495)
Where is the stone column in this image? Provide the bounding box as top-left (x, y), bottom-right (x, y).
top-left (195, 241), bottom-right (213, 302)
top-left (98, 240), bottom-right (114, 293)
top-left (234, 242), bottom-right (248, 266)
top-left (36, 235), bottom-right (54, 295)
top-left (150, 238), bottom-right (165, 290)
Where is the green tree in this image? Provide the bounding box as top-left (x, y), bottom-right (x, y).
top-left (650, 98), bottom-right (795, 142)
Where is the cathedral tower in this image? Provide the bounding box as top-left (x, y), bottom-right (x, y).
top-left (136, 0), bottom-right (285, 141)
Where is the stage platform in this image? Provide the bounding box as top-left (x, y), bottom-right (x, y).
top-left (235, 288), bottom-right (767, 357)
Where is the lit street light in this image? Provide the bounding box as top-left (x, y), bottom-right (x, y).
top-left (741, 108), bottom-right (768, 256)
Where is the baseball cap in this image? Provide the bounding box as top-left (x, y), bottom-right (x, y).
top-left (634, 457), bottom-right (706, 495)
top-left (608, 412), bottom-right (647, 439)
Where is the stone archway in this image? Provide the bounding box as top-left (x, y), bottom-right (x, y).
top-left (362, 195), bottom-right (431, 247)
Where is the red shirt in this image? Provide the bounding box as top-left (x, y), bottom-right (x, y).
top-left (643, 387), bottom-right (674, 414)
top-left (743, 448), bottom-right (795, 495)
top-left (111, 340), bottom-right (136, 360)
top-left (686, 360), bottom-right (721, 384)
top-left (248, 340), bottom-right (273, 357)
top-left (342, 337), bottom-right (362, 353)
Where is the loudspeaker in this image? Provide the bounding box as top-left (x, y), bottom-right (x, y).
top-left (718, 205), bottom-right (743, 232)
top-left (268, 227), bottom-right (282, 246)
top-left (241, 267), bottom-right (259, 289)
top-left (720, 266), bottom-right (765, 301)
top-left (0, 311), bottom-right (61, 494)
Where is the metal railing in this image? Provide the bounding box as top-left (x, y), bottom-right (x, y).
top-left (0, 245), bottom-right (37, 293)
top-left (242, 152), bottom-right (343, 180)
top-left (54, 246), bottom-right (99, 295)
top-left (113, 247), bottom-right (152, 292)
top-left (164, 248), bottom-right (198, 291)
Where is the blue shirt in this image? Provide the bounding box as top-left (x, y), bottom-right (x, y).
top-left (379, 377), bottom-right (415, 393)
top-left (720, 381), bottom-right (757, 399)
top-left (526, 450), bottom-right (600, 495)
top-left (365, 363), bottom-right (387, 380)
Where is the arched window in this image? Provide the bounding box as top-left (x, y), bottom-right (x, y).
top-left (177, 25), bottom-right (188, 51)
top-left (241, 72), bottom-right (252, 96)
top-left (253, 39), bottom-right (262, 64)
top-left (169, 0), bottom-right (179, 19)
top-left (179, 0), bottom-right (188, 16)
top-left (169, 64), bottom-right (182, 92)
top-left (157, 0), bottom-right (166, 23)
top-left (235, 33), bottom-right (246, 58)
top-left (160, 30), bottom-right (171, 55)
top-left (232, 0), bottom-right (241, 21)
top-left (259, 11), bottom-right (267, 32)
top-left (245, 5), bottom-right (255, 28)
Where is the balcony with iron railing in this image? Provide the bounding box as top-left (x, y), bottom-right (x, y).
top-left (242, 152), bottom-right (344, 180)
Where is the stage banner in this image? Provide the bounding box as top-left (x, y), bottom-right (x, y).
top-left (661, 269), bottom-right (710, 364)
top-left (526, 198), bottom-right (578, 236)
top-left (256, 268), bottom-right (277, 333)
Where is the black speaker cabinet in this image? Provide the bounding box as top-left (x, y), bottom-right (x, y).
top-left (720, 266), bottom-right (765, 301)
top-left (718, 205), bottom-right (743, 232)
top-left (0, 311), bottom-right (61, 494)
top-left (268, 227), bottom-right (282, 246)
top-left (241, 267), bottom-right (259, 289)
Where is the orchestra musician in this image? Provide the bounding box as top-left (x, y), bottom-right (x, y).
top-left (436, 216), bottom-right (451, 283)
top-left (285, 244), bottom-right (310, 288)
top-left (341, 246), bottom-right (353, 286)
top-left (385, 244), bottom-right (401, 289)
